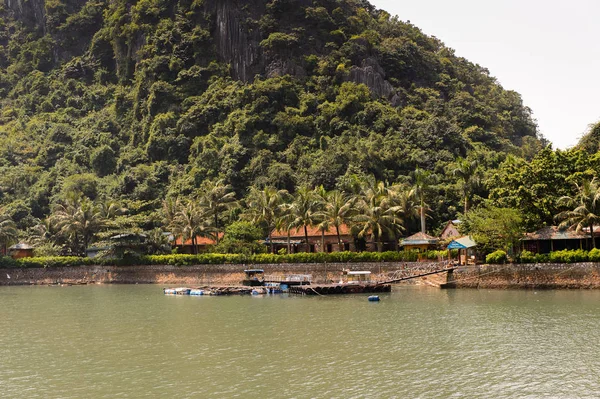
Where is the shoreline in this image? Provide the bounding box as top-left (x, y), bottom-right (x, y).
top-left (1, 262), bottom-right (600, 289)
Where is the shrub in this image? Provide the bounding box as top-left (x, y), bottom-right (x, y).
top-left (589, 248), bottom-right (600, 262)
top-left (549, 249), bottom-right (589, 264)
top-left (519, 250), bottom-right (537, 264)
top-left (486, 250), bottom-right (508, 264)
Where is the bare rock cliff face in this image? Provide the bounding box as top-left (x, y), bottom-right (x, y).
top-left (210, 0), bottom-right (265, 83)
top-left (4, 0), bottom-right (46, 32)
top-left (207, 0), bottom-right (308, 82)
top-left (348, 58), bottom-right (397, 102)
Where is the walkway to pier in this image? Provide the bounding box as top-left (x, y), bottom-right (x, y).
top-left (288, 264), bottom-right (456, 295)
top-left (379, 264), bottom-right (456, 284)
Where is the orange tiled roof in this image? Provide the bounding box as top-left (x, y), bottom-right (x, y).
top-left (271, 224), bottom-right (352, 239)
top-left (174, 233), bottom-right (223, 246)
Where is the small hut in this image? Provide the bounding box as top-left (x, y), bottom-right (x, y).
top-left (400, 232), bottom-right (439, 252)
top-left (447, 236), bottom-right (477, 265)
top-left (8, 243), bottom-right (34, 259)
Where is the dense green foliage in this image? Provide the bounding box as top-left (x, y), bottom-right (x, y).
top-left (485, 250), bottom-right (507, 264)
top-left (0, 249), bottom-right (451, 268)
top-left (518, 249), bottom-right (600, 264)
top-left (0, 0), bottom-right (542, 246)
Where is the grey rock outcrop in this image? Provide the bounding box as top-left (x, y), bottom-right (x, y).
top-left (348, 58), bottom-right (395, 100)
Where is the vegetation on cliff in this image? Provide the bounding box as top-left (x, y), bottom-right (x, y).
top-left (0, 0), bottom-right (573, 256)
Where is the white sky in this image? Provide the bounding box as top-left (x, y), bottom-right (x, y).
top-left (370, 0), bottom-right (600, 149)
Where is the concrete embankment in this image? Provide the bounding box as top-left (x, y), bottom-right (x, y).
top-left (0, 262), bottom-right (441, 286)
top-left (451, 263), bottom-right (600, 289)
top-left (2, 262), bottom-right (600, 288)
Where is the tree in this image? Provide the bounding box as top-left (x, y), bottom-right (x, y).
top-left (289, 185), bottom-right (322, 252)
top-left (242, 186), bottom-right (288, 253)
top-left (197, 179), bottom-right (237, 244)
top-left (0, 215), bottom-right (18, 255)
top-left (90, 145), bottom-right (117, 177)
top-left (391, 185), bottom-right (419, 231)
top-left (316, 189), bottom-right (355, 251)
top-left (51, 195), bottom-right (108, 255)
top-left (168, 199), bottom-right (213, 255)
top-left (453, 157), bottom-right (480, 214)
top-left (412, 168), bottom-right (435, 234)
top-left (555, 179), bottom-right (600, 249)
top-left (460, 205), bottom-right (523, 254)
top-left (353, 181), bottom-right (404, 252)
top-left (313, 186), bottom-right (330, 252)
top-left (214, 221), bottom-right (265, 255)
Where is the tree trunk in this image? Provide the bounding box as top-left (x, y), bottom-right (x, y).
top-left (287, 230), bottom-right (291, 254)
top-left (420, 200), bottom-right (426, 234)
top-left (592, 223), bottom-right (596, 250)
top-left (336, 225), bottom-right (342, 252)
top-left (321, 230), bottom-right (325, 253)
top-left (304, 225), bottom-right (310, 253)
top-left (464, 195), bottom-right (469, 214)
top-left (214, 214), bottom-right (220, 244)
top-left (377, 239), bottom-right (383, 253)
top-left (269, 229), bottom-right (274, 254)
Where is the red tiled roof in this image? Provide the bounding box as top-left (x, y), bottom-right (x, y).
top-left (174, 233), bottom-right (223, 246)
top-left (271, 224), bottom-right (352, 239)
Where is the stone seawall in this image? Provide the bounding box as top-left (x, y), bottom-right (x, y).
top-left (452, 263), bottom-right (600, 289)
top-left (3, 262), bottom-right (600, 288)
top-left (0, 262), bottom-right (441, 286)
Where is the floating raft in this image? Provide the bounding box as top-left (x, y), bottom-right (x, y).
top-left (164, 286), bottom-right (273, 296)
top-left (288, 283), bottom-right (391, 296)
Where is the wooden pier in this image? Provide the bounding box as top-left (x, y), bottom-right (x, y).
top-left (288, 283), bottom-right (391, 295)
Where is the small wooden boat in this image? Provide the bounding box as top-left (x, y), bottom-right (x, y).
top-left (242, 269), bottom-right (265, 286)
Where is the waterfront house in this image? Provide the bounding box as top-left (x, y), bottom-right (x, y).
top-left (400, 232), bottom-right (439, 251)
top-left (269, 224), bottom-right (355, 253)
top-left (440, 220), bottom-right (461, 241)
top-left (521, 226), bottom-right (594, 253)
top-left (8, 243), bottom-right (34, 259)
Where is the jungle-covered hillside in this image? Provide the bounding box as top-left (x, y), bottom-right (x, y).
top-left (0, 0), bottom-right (547, 247)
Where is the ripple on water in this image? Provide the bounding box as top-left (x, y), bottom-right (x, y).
top-left (1, 286), bottom-right (600, 398)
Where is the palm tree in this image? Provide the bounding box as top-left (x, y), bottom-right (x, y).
top-left (313, 186), bottom-right (330, 252)
top-left (242, 186), bottom-right (288, 253)
top-left (555, 179), bottom-right (600, 249)
top-left (169, 199), bottom-right (213, 254)
top-left (0, 215), bottom-right (18, 255)
top-left (289, 185), bottom-right (322, 252)
top-left (197, 179), bottom-right (237, 244)
top-left (275, 201), bottom-right (295, 254)
top-left (353, 181), bottom-right (404, 252)
top-left (317, 189), bottom-right (355, 251)
top-left (413, 168), bottom-right (435, 234)
top-left (98, 199), bottom-right (127, 220)
top-left (453, 157), bottom-right (480, 214)
top-left (27, 218), bottom-right (53, 246)
top-left (51, 196), bottom-right (108, 256)
top-left (388, 185), bottom-right (419, 250)
top-left (392, 185), bottom-right (419, 226)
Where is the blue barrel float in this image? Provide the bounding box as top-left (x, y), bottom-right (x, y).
top-left (368, 295), bottom-right (380, 302)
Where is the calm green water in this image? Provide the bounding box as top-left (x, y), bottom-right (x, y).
top-left (1, 285), bottom-right (600, 398)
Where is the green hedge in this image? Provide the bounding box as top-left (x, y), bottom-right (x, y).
top-left (518, 249), bottom-right (600, 264)
top-left (0, 250), bottom-right (449, 269)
